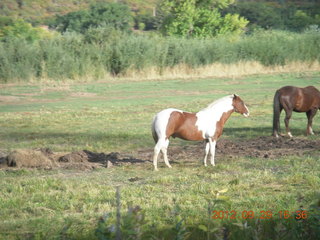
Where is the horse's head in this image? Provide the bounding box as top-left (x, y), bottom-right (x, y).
top-left (232, 94), bottom-right (249, 117)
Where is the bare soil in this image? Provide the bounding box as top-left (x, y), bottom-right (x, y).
top-left (0, 136), bottom-right (319, 170)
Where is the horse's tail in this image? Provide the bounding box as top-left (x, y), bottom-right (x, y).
top-left (272, 90), bottom-right (281, 137)
top-left (151, 116), bottom-right (159, 143)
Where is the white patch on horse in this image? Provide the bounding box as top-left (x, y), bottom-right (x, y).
top-left (152, 108), bottom-right (183, 139)
top-left (309, 126), bottom-right (314, 135)
top-left (195, 95), bottom-right (234, 139)
top-left (152, 108), bottom-right (183, 171)
top-left (243, 105), bottom-right (250, 117)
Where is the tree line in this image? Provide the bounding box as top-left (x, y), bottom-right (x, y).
top-left (0, 0), bottom-right (320, 41)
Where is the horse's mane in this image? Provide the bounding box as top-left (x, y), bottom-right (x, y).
top-left (202, 95), bottom-right (234, 111)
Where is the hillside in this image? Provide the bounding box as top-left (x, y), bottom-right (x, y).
top-left (2, 0), bottom-right (320, 25)
top-left (0, 0), bottom-right (158, 24)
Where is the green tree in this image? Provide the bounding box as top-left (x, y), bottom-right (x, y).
top-left (157, 0), bottom-right (248, 37)
top-left (225, 2), bottom-right (284, 31)
top-left (53, 10), bottom-right (90, 33)
top-left (0, 19), bottom-right (52, 42)
top-left (52, 2), bottom-right (133, 33)
top-left (288, 10), bottom-right (315, 31)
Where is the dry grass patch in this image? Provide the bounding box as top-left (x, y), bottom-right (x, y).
top-left (121, 61), bottom-right (320, 81)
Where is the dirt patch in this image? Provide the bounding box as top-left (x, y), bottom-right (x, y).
top-left (216, 136), bottom-right (320, 159)
top-left (0, 136), bottom-right (319, 170)
top-left (166, 136), bottom-right (320, 161)
top-left (0, 149), bottom-right (148, 170)
top-left (140, 136), bottom-right (320, 166)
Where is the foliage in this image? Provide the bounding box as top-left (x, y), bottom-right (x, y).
top-left (0, 0), bottom-right (157, 25)
top-left (157, 0), bottom-right (248, 37)
top-left (225, 1), bottom-right (284, 31)
top-left (134, 12), bottom-right (157, 31)
top-left (96, 206), bottom-right (149, 240)
top-left (0, 16), bottom-right (14, 29)
top-left (225, 1), bottom-right (320, 32)
top-left (287, 9), bottom-right (320, 31)
top-left (0, 18), bottom-right (53, 42)
top-left (0, 29), bottom-right (320, 82)
top-left (51, 2), bottom-right (133, 33)
top-left (1, 0), bottom-right (320, 33)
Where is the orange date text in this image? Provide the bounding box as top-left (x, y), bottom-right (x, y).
top-left (212, 210), bottom-right (308, 220)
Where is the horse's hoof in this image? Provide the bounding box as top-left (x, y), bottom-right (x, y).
top-left (272, 132), bottom-right (279, 138)
top-left (154, 168), bottom-right (159, 171)
top-left (168, 165), bottom-right (172, 168)
top-left (287, 132), bottom-right (293, 138)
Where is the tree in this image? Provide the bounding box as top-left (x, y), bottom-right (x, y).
top-left (225, 2), bottom-right (284, 30)
top-left (157, 0), bottom-right (248, 38)
top-left (51, 2), bottom-right (133, 33)
top-left (0, 19), bottom-right (52, 42)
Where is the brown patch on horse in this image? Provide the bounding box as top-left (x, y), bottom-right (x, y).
top-left (279, 86), bottom-right (320, 112)
top-left (166, 111), bottom-right (204, 141)
top-left (213, 110), bottom-right (234, 140)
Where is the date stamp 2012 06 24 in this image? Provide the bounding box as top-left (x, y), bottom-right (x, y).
top-left (212, 210), bottom-right (308, 220)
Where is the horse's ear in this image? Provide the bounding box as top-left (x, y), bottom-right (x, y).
top-left (233, 94), bottom-right (238, 99)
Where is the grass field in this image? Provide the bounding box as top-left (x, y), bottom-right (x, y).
top-left (0, 72), bottom-right (319, 239)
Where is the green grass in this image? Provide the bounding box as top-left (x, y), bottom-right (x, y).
top-left (0, 72), bottom-right (319, 239)
top-left (1, 72), bottom-right (319, 152)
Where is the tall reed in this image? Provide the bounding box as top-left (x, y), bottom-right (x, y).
top-left (0, 29), bottom-right (319, 83)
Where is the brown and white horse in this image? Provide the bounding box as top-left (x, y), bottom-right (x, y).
top-left (151, 94), bottom-right (249, 171)
top-left (273, 86), bottom-right (320, 138)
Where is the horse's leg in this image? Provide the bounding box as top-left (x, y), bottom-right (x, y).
top-left (161, 139), bottom-right (172, 168)
top-left (284, 108), bottom-right (293, 137)
top-left (306, 109), bottom-right (317, 135)
top-left (209, 138), bottom-right (216, 166)
top-left (203, 140), bottom-right (210, 167)
top-left (153, 139), bottom-right (165, 171)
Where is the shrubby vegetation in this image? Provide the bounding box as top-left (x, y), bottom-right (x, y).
top-left (156, 0), bottom-right (248, 37)
top-left (0, 28), bottom-right (320, 82)
top-left (225, 1), bottom-right (320, 32)
top-left (0, 17), bottom-right (55, 42)
top-left (51, 2), bottom-right (133, 33)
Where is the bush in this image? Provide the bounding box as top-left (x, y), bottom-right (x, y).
top-left (0, 19), bottom-right (53, 42)
top-left (51, 2), bottom-right (133, 33)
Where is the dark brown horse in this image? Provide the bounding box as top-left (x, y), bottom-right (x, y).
top-left (273, 86), bottom-right (320, 138)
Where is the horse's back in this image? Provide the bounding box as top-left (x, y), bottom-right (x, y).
top-left (301, 86), bottom-right (320, 109)
top-left (278, 85), bottom-right (319, 95)
top-left (277, 85), bottom-right (299, 94)
top-left (277, 85), bottom-right (320, 111)
top-left (303, 86), bottom-right (320, 95)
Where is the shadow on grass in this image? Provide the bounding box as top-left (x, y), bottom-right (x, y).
top-left (0, 126), bottom-right (317, 152)
top-left (0, 131), bottom-right (153, 152)
top-left (223, 127), bottom-right (312, 138)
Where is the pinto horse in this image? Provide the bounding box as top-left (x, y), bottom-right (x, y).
top-left (151, 94), bottom-right (249, 171)
top-left (272, 86), bottom-right (320, 138)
